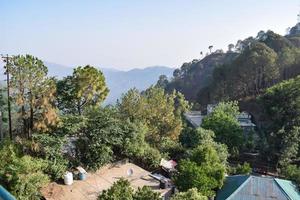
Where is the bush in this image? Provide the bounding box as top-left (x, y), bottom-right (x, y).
top-left (281, 164), bottom-right (300, 187)
top-left (159, 137), bottom-right (186, 160)
top-left (133, 186), bottom-right (161, 200)
top-left (174, 159), bottom-right (225, 197)
top-left (98, 178), bottom-right (134, 200)
top-left (98, 178), bottom-right (161, 200)
top-left (171, 188), bottom-right (208, 200)
top-left (78, 107), bottom-right (150, 171)
top-left (33, 134), bottom-right (68, 180)
top-left (235, 162), bottom-right (252, 175)
top-left (201, 102), bottom-right (244, 153)
top-left (135, 146), bottom-right (162, 170)
top-left (174, 143), bottom-right (226, 197)
top-left (0, 140), bottom-right (49, 200)
top-left (179, 127), bottom-right (214, 149)
top-left (79, 139), bottom-right (113, 170)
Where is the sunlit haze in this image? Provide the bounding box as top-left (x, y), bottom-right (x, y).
top-left (1, 0), bottom-right (299, 69)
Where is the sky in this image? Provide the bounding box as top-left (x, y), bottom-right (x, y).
top-left (0, 0), bottom-right (299, 70)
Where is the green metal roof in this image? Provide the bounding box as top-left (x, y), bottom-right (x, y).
top-left (275, 178), bottom-right (300, 200)
top-left (216, 175), bottom-right (300, 200)
top-left (215, 175), bottom-right (250, 200)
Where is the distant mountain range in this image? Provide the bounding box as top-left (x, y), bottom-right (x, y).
top-left (0, 62), bottom-right (174, 104)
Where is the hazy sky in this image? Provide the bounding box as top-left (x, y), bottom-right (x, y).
top-left (1, 0), bottom-right (299, 70)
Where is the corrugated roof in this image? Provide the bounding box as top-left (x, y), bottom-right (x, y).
top-left (275, 178), bottom-right (300, 200)
top-left (184, 112), bottom-right (203, 128)
top-left (216, 175), bottom-right (300, 200)
top-left (216, 175), bottom-right (249, 200)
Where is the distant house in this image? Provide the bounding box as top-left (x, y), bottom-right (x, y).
top-left (216, 175), bottom-right (300, 200)
top-left (237, 112), bottom-right (256, 132)
top-left (183, 111), bottom-right (203, 128)
top-left (184, 104), bottom-right (256, 132)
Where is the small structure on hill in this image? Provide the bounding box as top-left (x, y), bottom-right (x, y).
top-left (184, 104), bottom-right (256, 133)
top-left (237, 111), bottom-right (256, 132)
top-left (216, 175), bottom-right (300, 200)
top-left (183, 111), bottom-right (203, 128)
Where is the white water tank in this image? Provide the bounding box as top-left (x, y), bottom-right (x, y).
top-left (64, 172), bottom-right (73, 185)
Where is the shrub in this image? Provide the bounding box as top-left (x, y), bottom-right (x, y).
top-left (174, 143), bottom-right (226, 197)
top-left (281, 164), bottom-right (300, 187)
top-left (98, 178), bottom-right (134, 200)
top-left (235, 162), bottom-right (252, 175)
top-left (98, 179), bottom-right (161, 200)
top-left (159, 137), bottom-right (186, 160)
top-left (135, 146), bottom-right (162, 170)
top-left (33, 134), bottom-right (68, 180)
top-left (179, 127), bottom-right (214, 149)
top-left (171, 188), bottom-right (208, 200)
top-left (133, 186), bottom-right (161, 200)
top-left (0, 140), bottom-right (49, 200)
top-left (78, 107), bottom-right (145, 170)
top-left (174, 160), bottom-right (225, 197)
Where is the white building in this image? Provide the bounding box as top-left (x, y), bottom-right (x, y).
top-left (184, 104), bottom-right (256, 132)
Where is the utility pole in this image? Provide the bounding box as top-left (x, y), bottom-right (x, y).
top-left (1, 54), bottom-right (12, 140)
top-left (0, 111), bottom-right (2, 140)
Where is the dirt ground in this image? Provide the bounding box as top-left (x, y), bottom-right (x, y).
top-left (41, 161), bottom-right (170, 200)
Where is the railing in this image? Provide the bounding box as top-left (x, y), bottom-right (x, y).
top-left (0, 186), bottom-right (16, 200)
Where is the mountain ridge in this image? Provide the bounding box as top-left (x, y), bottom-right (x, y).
top-left (0, 61), bottom-right (174, 104)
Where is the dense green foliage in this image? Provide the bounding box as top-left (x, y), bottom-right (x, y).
top-left (117, 87), bottom-right (189, 146)
top-left (132, 186), bottom-right (161, 200)
top-left (0, 86), bottom-right (7, 137)
top-left (201, 102), bottom-right (243, 153)
top-left (163, 52), bottom-right (238, 101)
top-left (75, 107), bottom-right (160, 170)
top-left (0, 140), bottom-right (49, 199)
top-left (98, 178), bottom-right (134, 200)
top-left (98, 178), bottom-right (161, 200)
top-left (32, 134), bottom-right (68, 180)
top-left (10, 55), bottom-right (58, 137)
top-left (77, 107), bottom-right (132, 169)
top-left (231, 162), bottom-right (252, 175)
top-left (260, 76), bottom-right (300, 165)
top-left (56, 65), bottom-right (109, 115)
top-left (281, 164), bottom-right (300, 187)
top-left (174, 128), bottom-right (227, 197)
top-left (171, 188), bottom-right (208, 200)
top-left (162, 30), bottom-right (300, 106)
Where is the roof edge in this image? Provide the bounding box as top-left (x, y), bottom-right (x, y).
top-left (274, 178), bottom-right (293, 200)
top-left (226, 175), bottom-right (251, 200)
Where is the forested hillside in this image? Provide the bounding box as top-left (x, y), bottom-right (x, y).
top-left (162, 23), bottom-right (300, 107)
top-left (164, 52), bottom-right (238, 101)
top-left (153, 22), bottom-right (300, 188)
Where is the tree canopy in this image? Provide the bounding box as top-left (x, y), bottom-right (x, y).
top-left (98, 178), bottom-right (161, 200)
top-left (117, 87), bottom-right (187, 146)
top-left (10, 55), bottom-right (58, 137)
top-left (57, 65), bottom-right (109, 115)
top-left (201, 102), bottom-right (243, 153)
top-left (171, 188), bottom-right (208, 200)
top-left (174, 128), bottom-right (227, 197)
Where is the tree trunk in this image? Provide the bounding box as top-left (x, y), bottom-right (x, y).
top-left (77, 101), bottom-right (82, 115)
top-left (22, 105), bottom-right (28, 138)
top-left (29, 91), bottom-right (34, 138)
